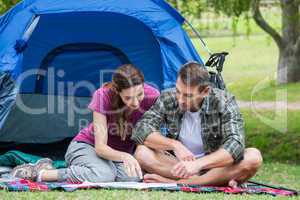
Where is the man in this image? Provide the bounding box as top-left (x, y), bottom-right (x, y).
top-left (131, 62), bottom-right (262, 186)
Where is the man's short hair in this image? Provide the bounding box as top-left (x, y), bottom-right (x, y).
top-left (178, 61), bottom-right (210, 89)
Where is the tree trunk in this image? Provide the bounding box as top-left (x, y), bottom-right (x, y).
top-left (252, 0), bottom-right (300, 84)
top-left (278, 0), bottom-right (300, 83)
top-left (277, 46), bottom-right (300, 84)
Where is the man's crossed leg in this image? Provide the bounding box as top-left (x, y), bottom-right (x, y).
top-left (135, 145), bottom-right (262, 187)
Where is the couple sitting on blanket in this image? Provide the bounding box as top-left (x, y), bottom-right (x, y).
top-left (11, 62), bottom-right (263, 187)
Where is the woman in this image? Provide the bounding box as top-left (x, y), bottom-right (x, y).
top-left (11, 64), bottom-right (160, 183)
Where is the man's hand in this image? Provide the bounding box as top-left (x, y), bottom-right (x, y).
top-left (173, 141), bottom-right (195, 161)
top-left (171, 160), bottom-right (200, 178)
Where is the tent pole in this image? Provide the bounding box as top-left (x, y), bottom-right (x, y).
top-left (248, 180), bottom-right (299, 195)
top-left (184, 20), bottom-right (212, 56)
top-left (22, 16), bottom-right (40, 41)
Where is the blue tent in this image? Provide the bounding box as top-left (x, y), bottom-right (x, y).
top-left (0, 0), bottom-right (203, 152)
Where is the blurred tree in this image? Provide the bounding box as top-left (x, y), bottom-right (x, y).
top-left (168, 0), bottom-right (300, 84)
top-left (0, 0), bottom-right (20, 14)
top-left (250, 0), bottom-right (300, 84)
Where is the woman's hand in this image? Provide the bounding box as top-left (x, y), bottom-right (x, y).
top-left (121, 153), bottom-right (143, 179)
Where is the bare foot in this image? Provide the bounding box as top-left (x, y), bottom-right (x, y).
top-left (143, 174), bottom-right (176, 183)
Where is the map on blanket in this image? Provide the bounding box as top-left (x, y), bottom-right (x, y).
top-left (63, 182), bottom-right (177, 190)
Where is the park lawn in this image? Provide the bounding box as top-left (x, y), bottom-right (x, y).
top-left (0, 162), bottom-right (299, 200)
top-left (192, 35), bottom-right (300, 102)
top-left (241, 109), bottom-right (300, 163)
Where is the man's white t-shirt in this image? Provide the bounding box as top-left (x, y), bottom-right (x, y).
top-left (178, 111), bottom-right (205, 158)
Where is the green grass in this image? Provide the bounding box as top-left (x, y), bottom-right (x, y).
top-left (242, 109), bottom-right (300, 163)
top-left (193, 34), bottom-right (278, 82)
top-left (228, 78), bottom-right (300, 102)
top-left (192, 35), bottom-right (300, 102)
top-left (0, 162), bottom-right (299, 199)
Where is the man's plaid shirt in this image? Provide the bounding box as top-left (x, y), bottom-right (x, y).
top-left (132, 87), bottom-right (245, 162)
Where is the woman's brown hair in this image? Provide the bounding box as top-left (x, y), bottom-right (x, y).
top-left (109, 64), bottom-right (144, 140)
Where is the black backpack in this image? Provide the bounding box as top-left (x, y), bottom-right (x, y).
top-left (205, 52), bottom-right (228, 90)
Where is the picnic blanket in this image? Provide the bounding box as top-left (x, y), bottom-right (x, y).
top-left (0, 178), bottom-right (298, 196)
